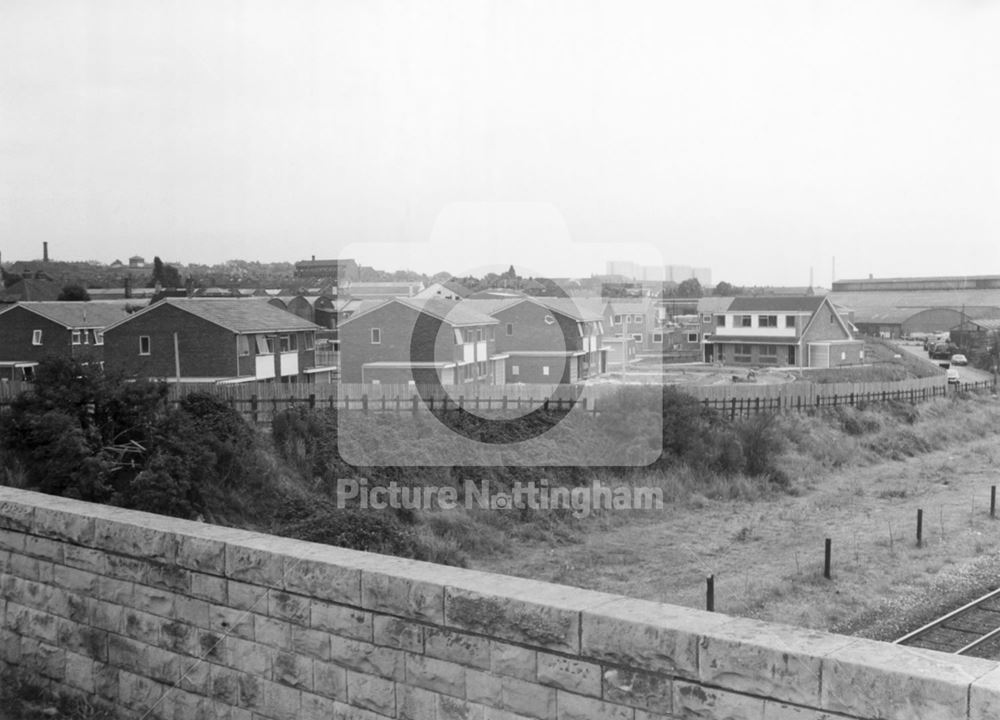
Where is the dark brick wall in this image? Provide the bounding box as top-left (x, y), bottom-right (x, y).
top-left (0, 307), bottom-right (105, 364)
top-left (104, 304), bottom-right (237, 379)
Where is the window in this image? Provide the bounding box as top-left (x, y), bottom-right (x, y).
top-left (476, 329), bottom-right (483, 342)
top-left (279, 334), bottom-right (297, 352)
top-left (702, 314), bottom-right (712, 323)
top-left (830, 313), bottom-right (835, 324)
top-left (687, 333), bottom-right (698, 343)
top-left (542, 366), bottom-right (550, 376)
top-left (237, 335), bottom-right (250, 356)
top-left (652, 333), bottom-right (663, 343)
top-left (632, 334), bottom-right (643, 343)
top-left (840, 351), bottom-right (847, 361)
top-left (758, 315), bottom-right (777, 328)
top-left (32, 330), bottom-right (42, 346)
top-left (371, 328), bottom-right (381, 344)
top-left (506, 323), bottom-right (513, 336)
top-left (94, 331), bottom-right (104, 346)
top-left (734, 344), bottom-right (752, 363)
top-left (785, 315), bottom-right (796, 328)
top-left (740, 315), bottom-right (752, 327)
top-left (71, 330), bottom-right (82, 345)
top-left (760, 345), bottom-right (778, 363)
top-left (715, 315), bottom-right (726, 327)
top-left (454, 329), bottom-right (463, 345)
top-left (512, 365), bottom-right (520, 376)
top-left (83, 330), bottom-right (90, 345)
top-left (488, 327), bottom-right (494, 340)
top-left (613, 315), bottom-right (622, 325)
top-left (304, 334), bottom-right (314, 350)
top-left (139, 336), bottom-right (151, 355)
top-left (256, 335), bottom-right (274, 353)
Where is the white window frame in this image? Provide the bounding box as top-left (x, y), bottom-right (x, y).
top-left (71, 330), bottom-right (82, 345)
top-left (632, 333), bottom-right (643, 343)
top-left (32, 330), bottom-right (43, 346)
top-left (652, 333), bottom-right (663, 343)
top-left (94, 331), bottom-right (104, 346)
top-left (371, 328), bottom-right (381, 344)
top-left (512, 365), bottom-right (520, 376)
top-left (542, 366), bottom-right (550, 376)
top-left (139, 336), bottom-right (151, 356)
top-left (687, 333), bottom-right (698, 343)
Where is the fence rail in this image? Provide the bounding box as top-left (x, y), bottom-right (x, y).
top-left (0, 375), bottom-right (991, 425)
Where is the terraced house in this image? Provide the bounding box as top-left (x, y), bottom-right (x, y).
top-left (102, 298), bottom-right (326, 383)
top-left (0, 301), bottom-right (132, 379)
top-left (703, 295), bottom-right (863, 368)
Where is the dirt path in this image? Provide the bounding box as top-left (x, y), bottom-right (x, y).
top-left (475, 434), bottom-right (1000, 638)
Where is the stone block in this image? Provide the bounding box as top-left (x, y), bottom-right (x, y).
top-left (210, 664), bottom-right (242, 705)
top-left (52, 564), bottom-right (98, 595)
top-left (347, 668), bottom-right (397, 716)
top-left (269, 590), bottom-right (311, 625)
top-left (273, 649), bottom-right (314, 690)
top-left (374, 615), bottom-right (423, 653)
top-left (19, 637), bottom-right (65, 679)
top-left (32, 504), bottom-right (95, 544)
top-left (56, 618), bottom-right (107, 662)
top-left (87, 598), bottom-right (123, 633)
top-left (63, 651), bottom-right (95, 693)
top-left (762, 701), bottom-right (846, 719)
top-left (0, 497), bottom-right (34, 532)
top-left (362, 565), bottom-right (445, 624)
top-left (439, 693), bottom-right (486, 720)
top-left (291, 625), bottom-right (332, 661)
top-left (556, 690), bottom-right (632, 720)
top-left (228, 579), bottom-right (268, 612)
top-left (62, 544), bottom-right (104, 572)
top-left (971, 665), bottom-right (1000, 720)
top-left (8, 603), bottom-right (59, 644)
top-left (262, 676), bottom-right (304, 720)
top-left (406, 652), bottom-right (466, 697)
top-left (284, 551), bottom-right (362, 607)
top-left (602, 668), bottom-right (672, 714)
top-left (312, 599), bottom-right (372, 641)
top-left (497, 675), bottom-right (557, 720)
top-left (210, 604), bottom-right (255, 640)
top-left (117, 669), bottom-right (168, 715)
top-left (190, 572), bottom-right (228, 604)
top-left (107, 634), bottom-right (149, 669)
top-left (424, 627), bottom-right (491, 670)
top-left (822, 640), bottom-right (994, 720)
top-left (314, 658), bottom-right (349, 700)
top-left (121, 607), bottom-right (162, 642)
top-left (255, 613), bottom-right (292, 650)
top-left (0, 529), bottom-right (26, 554)
top-left (95, 575), bottom-right (134, 605)
top-left (24, 535), bottom-right (64, 563)
top-left (674, 681), bottom-right (766, 720)
top-left (397, 684), bottom-right (439, 720)
top-left (103, 554), bottom-right (149, 582)
top-left (490, 642), bottom-right (536, 681)
top-left (536, 654), bottom-right (601, 696)
top-left (301, 690), bottom-right (341, 720)
top-left (700, 617), bottom-right (854, 707)
top-left (465, 669), bottom-right (502, 705)
top-left (226, 543), bottom-right (284, 587)
top-left (330, 637), bottom-right (405, 680)
top-left (228, 636), bottom-right (272, 676)
top-left (175, 595), bottom-right (211, 628)
top-left (146, 562), bottom-right (192, 593)
top-left (580, 597), bottom-right (730, 679)
top-left (132, 583), bottom-right (177, 617)
top-left (94, 517), bottom-right (175, 562)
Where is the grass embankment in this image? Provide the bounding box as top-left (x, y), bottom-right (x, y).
top-left (475, 390), bottom-right (1000, 640)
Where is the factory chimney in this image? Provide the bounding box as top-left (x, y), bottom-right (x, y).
top-left (43, 242), bottom-right (49, 262)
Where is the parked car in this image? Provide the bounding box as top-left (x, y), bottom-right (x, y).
top-left (947, 368), bottom-right (961, 385)
top-left (950, 353), bottom-right (968, 366)
top-left (930, 343), bottom-right (956, 360)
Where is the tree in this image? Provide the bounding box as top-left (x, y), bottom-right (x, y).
top-left (57, 284), bottom-right (90, 301)
top-left (713, 281), bottom-right (737, 296)
top-left (150, 256), bottom-right (183, 288)
top-left (676, 278), bottom-right (703, 298)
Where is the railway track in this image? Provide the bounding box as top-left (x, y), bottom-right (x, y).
top-left (896, 587), bottom-right (1000, 659)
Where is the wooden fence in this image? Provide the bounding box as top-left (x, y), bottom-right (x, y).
top-left (0, 375), bottom-right (991, 425)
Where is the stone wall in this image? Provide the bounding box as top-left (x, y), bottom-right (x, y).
top-left (2, 485), bottom-right (1000, 719)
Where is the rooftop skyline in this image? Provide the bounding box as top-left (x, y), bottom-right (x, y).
top-left (3, 2), bottom-right (1000, 285)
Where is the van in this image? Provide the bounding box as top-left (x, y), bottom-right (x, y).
top-left (947, 368), bottom-right (960, 385)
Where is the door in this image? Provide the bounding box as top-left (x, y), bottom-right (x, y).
top-left (787, 346), bottom-right (796, 365)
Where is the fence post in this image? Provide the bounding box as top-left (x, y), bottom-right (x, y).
top-left (730, 397), bottom-right (736, 421)
top-left (916, 509), bottom-right (923, 548)
top-left (459, 395), bottom-right (464, 410)
top-left (362, 394), bottom-right (369, 413)
top-left (706, 575), bottom-right (715, 612)
top-left (251, 395), bottom-right (259, 424)
top-left (581, 397), bottom-right (588, 413)
top-left (754, 397), bottom-right (760, 414)
top-left (502, 395), bottom-right (508, 410)
top-left (309, 393), bottom-right (316, 410)
top-left (992, 486), bottom-right (996, 519)
top-left (412, 396), bottom-right (419, 415)
top-left (824, 538), bottom-right (832, 579)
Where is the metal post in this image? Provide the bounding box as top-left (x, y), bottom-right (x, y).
top-left (706, 575), bottom-right (715, 612)
top-left (824, 538), bottom-right (832, 580)
top-left (917, 509), bottom-right (923, 548)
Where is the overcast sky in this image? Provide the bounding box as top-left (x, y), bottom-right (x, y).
top-left (2, 1), bottom-right (999, 286)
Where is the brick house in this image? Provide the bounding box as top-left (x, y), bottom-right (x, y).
top-left (102, 298), bottom-right (323, 383)
top-left (0, 301), bottom-right (132, 380)
top-left (702, 296), bottom-right (863, 368)
top-left (338, 298), bottom-right (505, 385)
top-left (465, 297), bottom-right (607, 383)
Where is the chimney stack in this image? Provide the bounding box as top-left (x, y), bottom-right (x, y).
top-left (43, 242), bottom-right (49, 262)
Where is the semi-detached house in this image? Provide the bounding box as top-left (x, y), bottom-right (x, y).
top-left (102, 298), bottom-right (326, 383)
top-left (0, 301), bottom-right (132, 380)
top-left (338, 298), bottom-right (506, 385)
top-left (703, 295), bottom-right (864, 368)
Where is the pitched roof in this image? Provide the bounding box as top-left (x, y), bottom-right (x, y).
top-left (341, 298), bottom-right (497, 328)
top-left (105, 298), bottom-right (320, 334)
top-left (727, 296), bottom-right (826, 312)
top-left (535, 298), bottom-right (604, 322)
top-left (0, 301), bottom-right (133, 328)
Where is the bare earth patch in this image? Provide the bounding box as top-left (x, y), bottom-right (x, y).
top-left (473, 429), bottom-right (1000, 642)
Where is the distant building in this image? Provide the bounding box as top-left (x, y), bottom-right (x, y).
top-left (294, 257), bottom-right (359, 285)
top-left (128, 256), bottom-right (146, 268)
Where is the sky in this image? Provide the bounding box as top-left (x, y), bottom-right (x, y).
top-left (2, 1), bottom-right (1000, 286)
